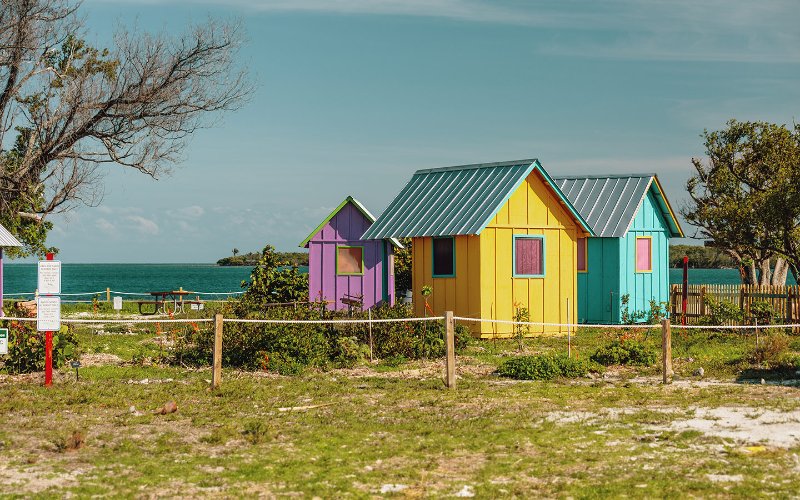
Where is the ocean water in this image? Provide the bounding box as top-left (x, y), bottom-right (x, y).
top-left (0, 264), bottom-right (783, 298)
top-left (2, 264), bottom-right (261, 298)
top-left (669, 268), bottom-right (797, 286)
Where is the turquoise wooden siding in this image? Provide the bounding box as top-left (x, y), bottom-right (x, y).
top-left (578, 238), bottom-right (620, 323)
top-left (619, 189), bottom-right (670, 317)
top-left (577, 189), bottom-right (671, 324)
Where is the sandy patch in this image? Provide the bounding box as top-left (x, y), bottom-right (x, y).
top-left (669, 407), bottom-right (800, 448)
top-left (0, 463), bottom-right (85, 494)
top-left (80, 353), bottom-right (124, 367)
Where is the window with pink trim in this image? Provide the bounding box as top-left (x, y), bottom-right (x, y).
top-left (635, 237), bottom-right (651, 272)
top-left (577, 237), bottom-right (587, 272)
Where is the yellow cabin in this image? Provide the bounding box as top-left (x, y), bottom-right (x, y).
top-left (362, 159), bottom-right (594, 337)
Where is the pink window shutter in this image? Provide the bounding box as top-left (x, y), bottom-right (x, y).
top-left (636, 238), bottom-right (651, 271)
top-left (577, 238), bottom-right (586, 271)
top-left (516, 238), bottom-right (543, 276)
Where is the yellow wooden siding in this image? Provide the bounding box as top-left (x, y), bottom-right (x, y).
top-left (412, 235), bottom-right (481, 333)
top-left (478, 170), bottom-right (578, 337)
top-left (412, 169), bottom-right (581, 337)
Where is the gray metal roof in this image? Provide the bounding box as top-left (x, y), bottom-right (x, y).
top-left (363, 159), bottom-right (594, 239)
top-left (552, 174), bottom-right (683, 237)
top-left (0, 223), bottom-right (22, 247)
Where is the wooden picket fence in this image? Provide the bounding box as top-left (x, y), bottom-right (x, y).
top-left (669, 284), bottom-right (800, 330)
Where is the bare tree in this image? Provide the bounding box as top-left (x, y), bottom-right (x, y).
top-left (0, 0), bottom-right (251, 255)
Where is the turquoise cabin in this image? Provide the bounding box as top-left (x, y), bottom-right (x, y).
top-left (553, 175), bottom-right (683, 324)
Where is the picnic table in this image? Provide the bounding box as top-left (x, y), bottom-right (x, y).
top-left (137, 290), bottom-right (199, 315)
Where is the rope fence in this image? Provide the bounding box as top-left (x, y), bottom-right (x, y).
top-left (1, 290), bottom-right (246, 298)
top-left (2, 310), bottom-right (797, 390)
top-left (1, 313), bottom-right (799, 329)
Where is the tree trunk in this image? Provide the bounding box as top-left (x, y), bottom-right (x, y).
top-left (758, 259), bottom-right (772, 285)
top-left (772, 258), bottom-right (790, 286)
top-left (740, 259), bottom-right (758, 285)
top-left (790, 263), bottom-right (800, 288)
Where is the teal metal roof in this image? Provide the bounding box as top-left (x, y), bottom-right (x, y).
top-left (362, 159), bottom-right (594, 239)
top-left (553, 174), bottom-right (684, 238)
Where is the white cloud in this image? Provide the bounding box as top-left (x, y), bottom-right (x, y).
top-left (87, 0), bottom-right (800, 62)
top-left (175, 205), bottom-right (205, 218)
top-left (95, 218), bottom-right (117, 234)
top-left (124, 215), bottom-right (160, 236)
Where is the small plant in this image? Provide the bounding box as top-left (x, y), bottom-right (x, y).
top-left (749, 300), bottom-right (775, 325)
top-left (620, 294), bottom-right (646, 324)
top-left (590, 340), bottom-right (656, 366)
top-left (512, 302), bottom-right (530, 352)
top-left (380, 354), bottom-right (408, 367)
top-left (333, 336), bottom-right (370, 368)
top-left (703, 296), bottom-right (743, 326)
top-left (749, 332), bottom-right (790, 367)
top-left (51, 431), bottom-right (84, 453)
top-left (496, 354), bottom-right (592, 380)
top-left (454, 324), bottom-right (471, 352)
top-left (242, 421), bottom-right (270, 445)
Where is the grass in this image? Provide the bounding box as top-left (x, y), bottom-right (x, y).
top-left (1, 308), bottom-right (800, 497)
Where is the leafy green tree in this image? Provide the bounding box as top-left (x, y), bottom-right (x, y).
top-left (683, 120), bottom-right (800, 285)
top-left (232, 248), bottom-right (240, 257)
top-left (235, 245), bottom-right (309, 314)
top-left (0, 1), bottom-right (250, 257)
top-left (394, 237), bottom-right (412, 293)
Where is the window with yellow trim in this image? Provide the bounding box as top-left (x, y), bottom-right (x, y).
top-left (635, 237), bottom-right (651, 272)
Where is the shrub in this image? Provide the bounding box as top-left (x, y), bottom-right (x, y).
top-left (174, 302), bottom-right (463, 374)
top-left (703, 296), bottom-right (743, 325)
top-left (0, 306), bottom-right (77, 374)
top-left (749, 300), bottom-right (775, 325)
top-left (496, 354), bottom-right (590, 380)
top-left (749, 333), bottom-right (790, 366)
top-left (590, 340), bottom-right (656, 366)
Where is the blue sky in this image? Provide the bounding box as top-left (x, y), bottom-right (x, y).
top-left (41, 0), bottom-right (800, 262)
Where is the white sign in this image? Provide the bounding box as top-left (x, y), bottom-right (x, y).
top-left (0, 328), bottom-right (8, 355)
top-left (37, 260), bottom-right (62, 295)
top-left (37, 296), bottom-right (61, 331)
top-left (113, 296), bottom-right (123, 310)
top-left (190, 303), bottom-right (204, 311)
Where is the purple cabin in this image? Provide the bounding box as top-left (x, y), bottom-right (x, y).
top-left (300, 196), bottom-right (403, 310)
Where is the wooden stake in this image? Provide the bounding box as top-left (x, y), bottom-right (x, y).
top-left (661, 318), bottom-right (673, 384)
top-left (444, 311), bottom-right (456, 389)
top-left (212, 313), bottom-right (223, 390)
top-left (567, 298), bottom-right (571, 358)
top-left (106, 287), bottom-right (111, 303)
top-left (368, 308), bottom-right (374, 362)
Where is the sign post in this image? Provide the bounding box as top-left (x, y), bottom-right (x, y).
top-left (37, 253), bottom-right (60, 387)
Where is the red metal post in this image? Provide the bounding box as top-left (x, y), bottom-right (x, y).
top-left (44, 252), bottom-right (54, 387)
top-left (681, 255), bottom-right (689, 326)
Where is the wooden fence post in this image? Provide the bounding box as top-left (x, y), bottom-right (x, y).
top-left (739, 285), bottom-right (745, 312)
top-left (212, 313), bottom-right (223, 390)
top-left (661, 318), bottom-right (673, 384)
top-left (699, 286), bottom-right (706, 317)
top-left (106, 287), bottom-right (111, 303)
top-left (444, 311), bottom-right (456, 389)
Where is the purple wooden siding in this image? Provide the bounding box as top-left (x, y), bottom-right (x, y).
top-left (307, 202), bottom-right (395, 310)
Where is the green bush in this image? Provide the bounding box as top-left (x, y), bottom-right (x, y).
top-left (590, 340), bottom-right (657, 366)
top-left (0, 307), bottom-right (77, 374)
top-left (174, 302), bottom-right (465, 374)
top-left (702, 296), bottom-right (744, 325)
top-left (748, 300), bottom-right (775, 325)
top-left (496, 354), bottom-right (591, 380)
top-left (749, 333), bottom-right (790, 366)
